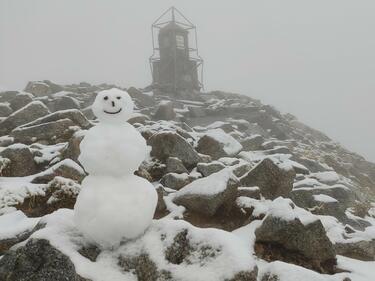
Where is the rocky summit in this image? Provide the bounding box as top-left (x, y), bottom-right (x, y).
top-left (0, 81), bottom-right (375, 281)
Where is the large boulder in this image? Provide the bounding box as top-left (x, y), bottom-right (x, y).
top-left (196, 161), bottom-right (226, 177)
top-left (240, 135), bottom-right (264, 151)
top-left (0, 144), bottom-right (37, 176)
top-left (9, 92), bottom-right (34, 111)
top-left (255, 198), bottom-right (336, 274)
top-left (48, 96), bottom-right (81, 111)
top-left (0, 101), bottom-right (50, 135)
top-left (31, 159), bottom-right (86, 184)
top-left (153, 101), bottom-right (176, 121)
top-left (196, 129), bottom-right (243, 160)
top-left (19, 109), bottom-right (92, 130)
top-left (0, 103), bottom-right (13, 117)
top-left (11, 118), bottom-right (78, 144)
top-left (24, 81), bottom-right (63, 97)
top-left (240, 158), bottom-right (296, 199)
top-left (160, 172), bottom-right (191, 190)
top-left (148, 132), bottom-right (201, 168)
top-left (0, 91), bottom-right (19, 103)
top-left (173, 168), bottom-right (239, 217)
top-left (166, 157), bottom-right (188, 174)
top-left (17, 176), bottom-right (82, 217)
top-left (335, 239), bottom-right (375, 261)
top-left (0, 211), bottom-right (38, 255)
top-left (127, 87), bottom-right (155, 108)
top-left (0, 239), bottom-right (84, 281)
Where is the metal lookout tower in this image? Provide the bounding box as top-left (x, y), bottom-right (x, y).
top-left (149, 7), bottom-right (204, 94)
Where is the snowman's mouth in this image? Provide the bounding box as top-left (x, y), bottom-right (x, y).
top-left (104, 108), bottom-right (122, 114)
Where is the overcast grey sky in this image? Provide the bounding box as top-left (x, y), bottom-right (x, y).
top-left (1, 0), bottom-right (374, 161)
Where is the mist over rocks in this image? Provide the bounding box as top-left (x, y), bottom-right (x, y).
top-left (0, 80), bottom-right (374, 280)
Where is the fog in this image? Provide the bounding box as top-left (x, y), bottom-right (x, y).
top-left (1, 0), bottom-right (374, 161)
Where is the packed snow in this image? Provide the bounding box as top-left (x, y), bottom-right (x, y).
top-left (74, 89), bottom-right (157, 247)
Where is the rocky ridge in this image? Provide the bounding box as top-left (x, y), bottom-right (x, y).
top-left (0, 80), bottom-right (374, 281)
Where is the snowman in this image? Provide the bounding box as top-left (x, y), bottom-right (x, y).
top-left (74, 88), bottom-right (157, 248)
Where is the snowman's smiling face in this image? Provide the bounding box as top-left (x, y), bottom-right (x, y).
top-left (92, 88), bottom-right (134, 123)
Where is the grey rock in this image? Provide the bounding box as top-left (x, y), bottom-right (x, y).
top-left (166, 157), bottom-right (188, 174)
top-left (11, 119), bottom-right (78, 144)
top-left (335, 239), bottom-right (375, 261)
top-left (62, 133), bottom-right (85, 162)
top-left (128, 114), bottom-right (150, 125)
top-left (196, 130), bottom-right (242, 160)
top-left (197, 161), bottom-right (225, 177)
top-left (9, 93), bottom-right (34, 111)
top-left (148, 132), bottom-right (201, 169)
top-left (153, 101), bottom-right (176, 120)
top-left (240, 135), bottom-right (265, 151)
top-left (227, 269), bottom-right (258, 281)
top-left (32, 159), bottom-right (86, 184)
top-left (173, 169), bottom-right (239, 216)
top-left (255, 214), bottom-right (336, 273)
top-left (160, 173), bottom-right (191, 190)
top-left (119, 254), bottom-right (171, 281)
top-left (240, 158), bottom-right (296, 200)
top-left (49, 96), bottom-right (80, 111)
top-left (127, 87), bottom-right (155, 108)
top-left (19, 109), bottom-right (92, 130)
top-left (0, 103), bottom-right (13, 117)
top-left (0, 101), bottom-right (50, 135)
top-left (188, 106), bottom-right (206, 117)
top-left (0, 144), bottom-right (37, 176)
top-left (0, 91), bottom-right (19, 103)
top-left (155, 185), bottom-right (167, 214)
top-left (0, 239), bottom-right (84, 281)
top-left (24, 81), bottom-right (62, 97)
top-left (238, 187), bottom-right (261, 199)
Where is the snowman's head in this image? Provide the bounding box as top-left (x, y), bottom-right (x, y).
top-left (92, 88), bottom-right (134, 124)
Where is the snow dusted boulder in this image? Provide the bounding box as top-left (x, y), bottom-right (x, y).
top-left (0, 211), bottom-right (39, 255)
top-left (197, 129), bottom-right (243, 160)
top-left (0, 239), bottom-right (85, 281)
top-left (127, 86), bottom-right (155, 108)
top-left (166, 157), bottom-right (188, 174)
top-left (24, 80), bottom-right (63, 97)
top-left (11, 119), bottom-right (78, 144)
top-left (0, 144), bottom-right (37, 177)
top-left (161, 172), bottom-right (192, 190)
top-left (48, 96), bottom-right (81, 112)
top-left (8, 92), bottom-right (34, 111)
top-left (10, 110), bottom-right (91, 144)
top-left (173, 168), bottom-right (239, 217)
top-left (127, 113), bottom-right (150, 125)
top-left (335, 239), bottom-right (375, 261)
top-left (148, 131), bottom-right (201, 168)
top-left (0, 103), bottom-right (12, 117)
top-left (240, 135), bottom-right (264, 151)
top-left (153, 100), bottom-right (176, 120)
top-left (31, 159), bottom-right (86, 184)
top-left (197, 161), bottom-right (226, 177)
top-left (19, 109), bottom-right (92, 130)
top-left (0, 209), bottom-right (257, 281)
top-left (0, 91), bottom-right (18, 103)
top-left (237, 186), bottom-right (261, 199)
top-left (0, 101), bottom-right (50, 135)
top-left (255, 198), bottom-right (336, 274)
top-left (240, 158), bottom-right (296, 200)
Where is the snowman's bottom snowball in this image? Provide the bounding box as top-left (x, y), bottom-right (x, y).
top-left (73, 174), bottom-right (158, 248)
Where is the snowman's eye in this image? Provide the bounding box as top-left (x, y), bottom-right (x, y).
top-left (117, 96), bottom-right (121, 100)
top-left (104, 96), bottom-right (108, 100)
